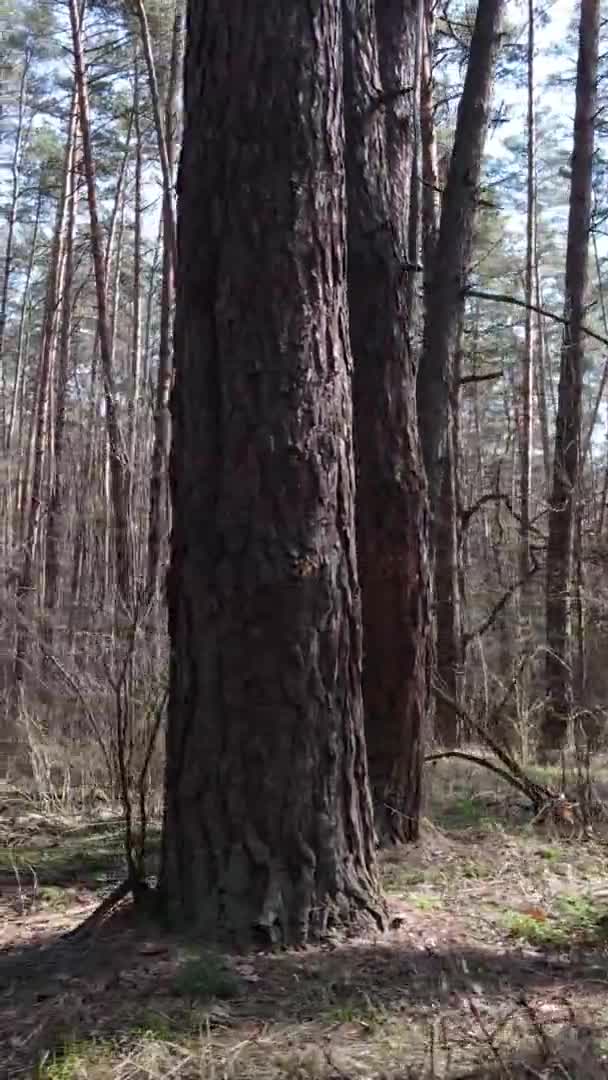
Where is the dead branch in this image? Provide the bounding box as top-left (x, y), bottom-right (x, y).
top-left (460, 370), bottom-right (503, 385)
top-left (432, 684), bottom-right (556, 812)
top-left (466, 287), bottom-right (608, 350)
top-left (463, 549), bottom-right (541, 648)
top-left (460, 490), bottom-right (544, 535)
top-left (425, 750), bottom-right (534, 801)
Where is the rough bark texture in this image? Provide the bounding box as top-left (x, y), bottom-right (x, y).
top-left (342, 0), bottom-right (431, 843)
top-left (542, 0), bottom-right (599, 755)
top-left (159, 1), bottom-right (386, 945)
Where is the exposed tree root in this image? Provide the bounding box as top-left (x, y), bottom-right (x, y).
top-left (62, 878), bottom-right (154, 942)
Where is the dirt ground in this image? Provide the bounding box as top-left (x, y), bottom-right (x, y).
top-left (2, 760), bottom-right (608, 1079)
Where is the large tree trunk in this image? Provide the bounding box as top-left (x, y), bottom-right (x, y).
top-left (159, 1), bottom-right (386, 945)
top-left (542, 0), bottom-right (599, 755)
top-left (342, 0), bottom-right (431, 843)
top-left (417, 0), bottom-right (505, 744)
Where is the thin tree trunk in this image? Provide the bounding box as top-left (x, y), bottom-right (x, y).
top-left (133, 0), bottom-right (177, 273)
top-left (44, 128), bottom-right (79, 626)
top-left (519, 0), bottom-right (535, 584)
top-left (6, 188), bottom-right (41, 454)
top-left (0, 46), bottom-right (31, 444)
top-left (418, 0), bottom-right (506, 502)
top-left (14, 88), bottom-right (78, 687)
top-left (146, 0), bottom-right (183, 602)
top-left (581, 233), bottom-right (608, 466)
top-left (69, 0), bottom-right (132, 609)
top-left (160, 0), bottom-right (386, 942)
top-left (128, 54), bottom-right (143, 513)
top-left (542, 0), bottom-right (599, 755)
top-left (417, 0), bottom-right (505, 744)
top-left (420, 0), bottom-right (439, 281)
top-left (517, 0), bottom-right (536, 744)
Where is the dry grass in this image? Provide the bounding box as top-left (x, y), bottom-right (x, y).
top-left (2, 759), bottom-right (608, 1078)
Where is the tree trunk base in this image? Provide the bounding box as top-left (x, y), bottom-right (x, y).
top-left (373, 788), bottom-right (420, 845)
top-left (158, 862), bottom-right (387, 948)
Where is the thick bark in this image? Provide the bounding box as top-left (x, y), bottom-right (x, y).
top-left (542, 0), bottom-right (599, 755)
top-left (159, 1), bottom-right (386, 944)
top-left (342, 0), bottom-right (431, 842)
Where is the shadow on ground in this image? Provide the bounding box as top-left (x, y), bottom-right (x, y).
top-left (2, 905), bottom-right (608, 1077)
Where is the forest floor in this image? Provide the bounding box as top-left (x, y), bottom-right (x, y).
top-left (2, 759), bottom-right (608, 1078)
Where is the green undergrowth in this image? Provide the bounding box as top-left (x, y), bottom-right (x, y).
top-left (173, 950), bottom-right (242, 1000)
top-left (36, 1037), bottom-right (109, 1080)
top-left (0, 822), bottom-right (161, 889)
top-left (505, 893), bottom-right (608, 948)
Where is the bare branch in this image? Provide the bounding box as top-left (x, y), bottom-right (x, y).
top-left (460, 370), bottom-right (503, 384)
top-left (466, 287), bottom-right (608, 350)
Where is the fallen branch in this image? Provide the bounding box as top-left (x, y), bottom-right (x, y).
top-left (432, 684), bottom-right (556, 813)
top-left (425, 749), bottom-right (533, 801)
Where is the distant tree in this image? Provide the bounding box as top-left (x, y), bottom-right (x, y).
top-left (543, 0), bottom-right (600, 755)
top-left (418, 0), bottom-right (506, 745)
